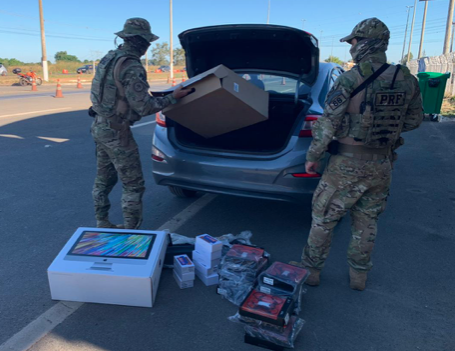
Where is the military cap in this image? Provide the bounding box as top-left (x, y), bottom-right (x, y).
top-left (115, 18), bottom-right (159, 43)
top-left (340, 18), bottom-right (390, 43)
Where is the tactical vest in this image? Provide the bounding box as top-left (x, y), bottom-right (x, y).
top-left (90, 49), bottom-right (136, 118)
top-left (342, 63), bottom-right (415, 148)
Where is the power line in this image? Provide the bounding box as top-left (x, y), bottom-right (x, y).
top-left (0, 28), bottom-right (111, 42)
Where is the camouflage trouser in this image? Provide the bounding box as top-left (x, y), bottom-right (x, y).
top-left (302, 154), bottom-right (392, 272)
top-left (91, 120), bottom-right (145, 229)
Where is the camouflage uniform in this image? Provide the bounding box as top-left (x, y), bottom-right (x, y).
top-left (90, 18), bottom-right (176, 229)
top-left (301, 18), bottom-right (423, 274)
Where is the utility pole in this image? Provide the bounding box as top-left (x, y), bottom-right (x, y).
top-left (407, 0), bottom-right (418, 64)
top-left (443, 0), bottom-right (455, 54)
top-left (451, 22), bottom-right (455, 52)
top-left (170, 0), bottom-right (174, 80)
top-left (401, 6), bottom-right (413, 64)
top-left (38, 0), bottom-right (48, 82)
top-left (267, 0), bottom-right (270, 24)
top-left (418, 0), bottom-right (429, 59)
top-left (302, 19), bottom-right (306, 30)
top-left (331, 37), bottom-right (334, 58)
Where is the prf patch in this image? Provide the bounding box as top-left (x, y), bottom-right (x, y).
top-left (328, 93), bottom-right (347, 110)
top-left (375, 92), bottom-right (406, 106)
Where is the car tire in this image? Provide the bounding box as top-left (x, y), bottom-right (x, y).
top-left (168, 186), bottom-right (198, 198)
top-left (1, 72), bottom-right (6, 76)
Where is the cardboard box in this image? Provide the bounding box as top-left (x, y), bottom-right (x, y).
top-left (193, 258), bottom-right (217, 277)
top-left (173, 254), bottom-right (195, 276)
top-left (47, 227), bottom-right (169, 308)
top-left (162, 64), bottom-right (269, 138)
top-left (195, 234), bottom-right (222, 253)
top-left (195, 269), bottom-right (219, 286)
top-left (192, 250), bottom-right (221, 268)
top-left (173, 270), bottom-right (194, 289)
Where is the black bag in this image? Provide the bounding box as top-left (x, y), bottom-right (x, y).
top-left (88, 106), bottom-right (96, 118)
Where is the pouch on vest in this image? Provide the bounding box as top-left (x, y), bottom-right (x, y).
top-left (351, 65), bottom-right (408, 148)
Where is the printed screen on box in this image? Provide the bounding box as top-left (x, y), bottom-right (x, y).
top-left (68, 231), bottom-right (155, 259)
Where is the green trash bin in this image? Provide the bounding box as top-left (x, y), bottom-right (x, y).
top-left (417, 72), bottom-right (451, 115)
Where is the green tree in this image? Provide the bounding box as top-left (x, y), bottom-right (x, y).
top-left (325, 55), bottom-right (344, 65)
top-left (151, 43), bottom-right (169, 66)
top-left (54, 51), bottom-right (79, 62)
top-left (173, 47), bottom-right (186, 66)
top-left (0, 58), bottom-right (25, 66)
top-left (400, 52), bottom-right (413, 65)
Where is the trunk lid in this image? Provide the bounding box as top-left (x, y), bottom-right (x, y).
top-left (179, 24), bottom-right (319, 86)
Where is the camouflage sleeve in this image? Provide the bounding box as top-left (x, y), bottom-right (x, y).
top-left (402, 76), bottom-right (424, 132)
top-left (306, 71), bottom-right (356, 162)
top-left (120, 61), bottom-right (175, 118)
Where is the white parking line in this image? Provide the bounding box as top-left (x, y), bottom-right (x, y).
top-left (131, 121), bottom-right (156, 129)
top-left (0, 193), bottom-right (217, 351)
top-left (0, 108), bottom-right (73, 119)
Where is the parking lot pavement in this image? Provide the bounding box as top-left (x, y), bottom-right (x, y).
top-left (0, 100), bottom-right (454, 351)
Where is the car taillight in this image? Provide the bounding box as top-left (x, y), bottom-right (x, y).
top-left (299, 115), bottom-right (320, 138)
top-left (156, 112), bottom-right (167, 127)
top-left (292, 173), bottom-right (321, 178)
top-left (151, 146), bottom-right (167, 163)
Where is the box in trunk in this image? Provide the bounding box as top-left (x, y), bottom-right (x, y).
top-left (163, 64), bottom-right (269, 138)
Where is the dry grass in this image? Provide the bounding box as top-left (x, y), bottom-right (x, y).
top-left (441, 98), bottom-right (455, 117)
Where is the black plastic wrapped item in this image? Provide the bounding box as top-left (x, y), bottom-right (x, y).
top-left (244, 316), bottom-right (305, 349)
top-left (217, 245), bottom-right (269, 306)
top-left (259, 262), bottom-right (309, 293)
top-left (239, 290), bottom-right (294, 327)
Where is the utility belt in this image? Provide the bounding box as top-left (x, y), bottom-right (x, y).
top-left (91, 109), bottom-right (131, 147)
top-left (328, 141), bottom-right (391, 161)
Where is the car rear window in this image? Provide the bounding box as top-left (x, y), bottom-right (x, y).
top-left (239, 73), bottom-right (311, 96)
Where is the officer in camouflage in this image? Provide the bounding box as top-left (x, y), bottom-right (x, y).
top-left (90, 18), bottom-right (190, 229)
top-left (291, 18), bottom-right (423, 290)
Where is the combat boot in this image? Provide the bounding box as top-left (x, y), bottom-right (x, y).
top-left (96, 219), bottom-right (124, 229)
top-left (349, 267), bottom-right (367, 291)
top-left (289, 261), bottom-right (320, 286)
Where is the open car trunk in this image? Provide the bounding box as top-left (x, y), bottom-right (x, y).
top-left (169, 97), bottom-right (309, 154)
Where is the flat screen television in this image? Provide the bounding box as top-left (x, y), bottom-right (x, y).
top-left (64, 231), bottom-right (156, 265)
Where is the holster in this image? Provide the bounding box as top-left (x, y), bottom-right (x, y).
top-left (95, 114), bottom-right (131, 147)
top-left (327, 140), bottom-right (340, 155)
top-left (88, 106), bottom-right (96, 118)
top-left (109, 119), bottom-right (131, 147)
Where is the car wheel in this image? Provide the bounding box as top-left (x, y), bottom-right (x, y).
top-left (1, 72), bottom-right (6, 76)
top-left (168, 186), bottom-right (198, 198)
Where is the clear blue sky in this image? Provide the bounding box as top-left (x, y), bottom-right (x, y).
top-left (0, 0), bottom-right (452, 64)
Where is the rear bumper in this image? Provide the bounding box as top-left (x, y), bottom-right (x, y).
top-left (154, 174), bottom-right (319, 203)
top-left (152, 127), bottom-right (323, 203)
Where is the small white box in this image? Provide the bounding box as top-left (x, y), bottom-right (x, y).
top-left (175, 270), bottom-right (195, 281)
top-left (195, 234), bottom-right (223, 253)
top-left (193, 259), bottom-right (217, 277)
top-left (47, 227), bottom-right (169, 308)
top-left (173, 270), bottom-right (194, 289)
top-left (195, 269), bottom-right (219, 286)
top-left (173, 254), bottom-right (195, 276)
top-left (192, 250), bottom-right (221, 268)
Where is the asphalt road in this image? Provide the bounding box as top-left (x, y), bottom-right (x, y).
top-left (0, 87), bottom-right (454, 351)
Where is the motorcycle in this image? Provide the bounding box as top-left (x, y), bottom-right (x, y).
top-left (12, 68), bottom-right (43, 86)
